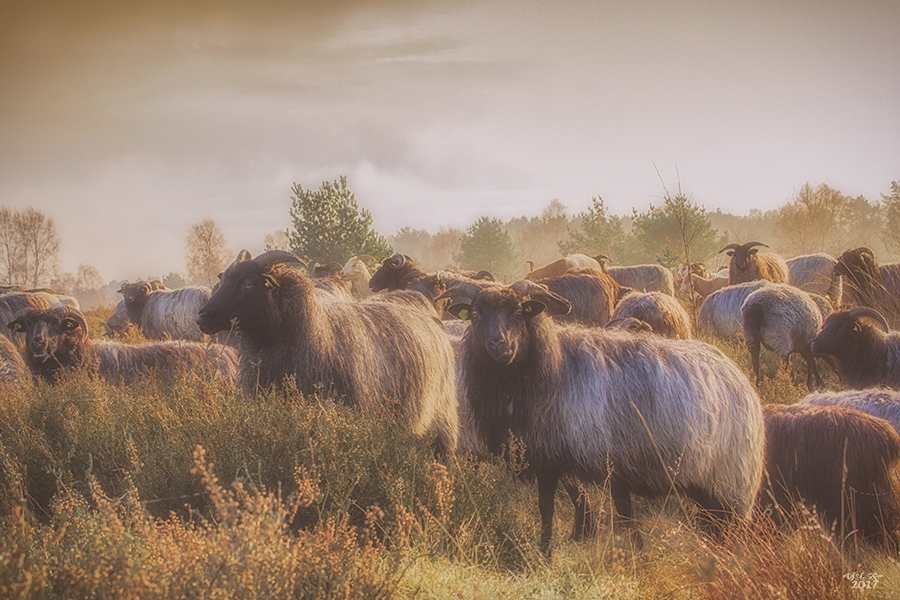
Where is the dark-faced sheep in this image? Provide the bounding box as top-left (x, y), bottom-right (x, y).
top-left (811, 307), bottom-right (900, 390)
top-left (760, 403), bottom-right (900, 548)
top-left (741, 283), bottom-right (824, 391)
top-left (9, 306), bottom-right (239, 386)
top-left (119, 282), bottom-right (211, 341)
top-left (833, 247), bottom-right (900, 326)
top-left (721, 242), bottom-right (790, 286)
top-left (196, 250), bottom-right (459, 454)
top-left (610, 291), bottom-right (692, 339)
top-left (441, 280), bottom-right (764, 555)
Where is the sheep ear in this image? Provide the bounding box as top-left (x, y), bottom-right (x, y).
top-left (262, 274), bottom-right (279, 289)
top-left (749, 248), bottom-right (759, 256)
top-left (522, 300), bottom-right (547, 318)
top-left (447, 303), bottom-right (471, 320)
top-left (7, 320), bottom-right (23, 332)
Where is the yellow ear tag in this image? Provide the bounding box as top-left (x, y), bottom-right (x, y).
top-left (853, 324), bottom-right (860, 332)
top-left (459, 308), bottom-right (469, 320)
top-left (12, 323), bottom-right (21, 331)
top-left (263, 275), bottom-right (278, 289)
top-left (524, 305), bottom-right (532, 314)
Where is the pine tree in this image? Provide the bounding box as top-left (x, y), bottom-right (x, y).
top-left (454, 217), bottom-right (520, 282)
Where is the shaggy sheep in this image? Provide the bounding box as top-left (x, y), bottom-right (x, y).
top-left (760, 403), bottom-right (900, 548)
top-left (441, 279), bottom-right (764, 555)
top-left (119, 282), bottom-right (211, 341)
top-left (697, 281), bottom-right (767, 338)
top-left (610, 291), bottom-right (692, 339)
top-left (802, 388), bottom-right (900, 436)
top-left (196, 250), bottom-right (459, 454)
top-left (740, 284), bottom-right (824, 391)
top-left (596, 257), bottom-right (675, 296)
top-left (721, 242), bottom-right (790, 285)
top-left (786, 253), bottom-right (842, 305)
top-left (524, 254), bottom-right (602, 281)
top-left (811, 307), bottom-right (900, 390)
top-left (101, 300), bottom-right (133, 337)
top-left (833, 247), bottom-right (900, 326)
top-left (8, 306), bottom-right (239, 386)
top-left (0, 334), bottom-right (28, 385)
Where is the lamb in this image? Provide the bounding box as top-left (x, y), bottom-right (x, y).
top-left (523, 254), bottom-right (602, 281)
top-left (118, 282), bottom-right (211, 341)
top-left (786, 253), bottom-right (842, 305)
top-left (721, 242), bottom-right (790, 285)
top-left (679, 265), bottom-right (730, 302)
top-left (802, 388), bottom-right (900, 436)
top-left (833, 247), bottom-right (900, 326)
top-left (740, 283), bottom-right (824, 391)
top-left (596, 257), bottom-right (675, 296)
top-left (759, 403), bottom-right (900, 548)
top-left (610, 291), bottom-right (692, 339)
top-left (810, 307), bottom-right (900, 390)
top-left (697, 281), bottom-right (767, 339)
top-left (196, 250), bottom-right (459, 454)
top-left (440, 279), bottom-right (764, 555)
top-left (8, 306), bottom-right (239, 386)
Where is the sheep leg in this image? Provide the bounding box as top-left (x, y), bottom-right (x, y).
top-left (801, 350), bottom-right (823, 391)
top-left (684, 485), bottom-right (732, 542)
top-left (537, 471), bottom-right (559, 557)
top-left (610, 481), bottom-right (643, 551)
top-left (562, 477), bottom-right (595, 540)
top-left (746, 340), bottom-right (762, 387)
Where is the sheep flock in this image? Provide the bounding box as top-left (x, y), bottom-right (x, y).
top-left (10, 239), bottom-right (900, 557)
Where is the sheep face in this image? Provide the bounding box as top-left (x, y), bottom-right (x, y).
top-left (339, 258), bottom-right (368, 282)
top-left (119, 282), bottom-right (152, 309)
top-left (722, 242), bottom-right (766, 279)
top-left (447, 283), bottom-right (570, 366)
top-left (368, 253), bottom-right (417, 292)
top-left (811, 308), bottom-right (888, 359)
top-left (197, 250), bottom-right (304, 340)
top-left (7, 308), bottom-right (87, 379)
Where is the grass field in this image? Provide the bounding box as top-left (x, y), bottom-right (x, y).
top-left (0, 306), bottom-right (897, 599)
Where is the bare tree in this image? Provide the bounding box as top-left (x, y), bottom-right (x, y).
top-left (263, 229), bottom-right (291, 252)
top-left (0, 208), bottom-right (22, 286)
top-left (185, 219), bottom-right (231, 288)
top-left (3, 208), bottom-right (61, 288)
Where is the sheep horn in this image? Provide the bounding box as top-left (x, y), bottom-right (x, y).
top-left (594, 254), bottom-right (611, 264)
top-left (235, 249), bottom-right (253, 262)
top-left (435, 282), bottom-right (484, 304)
top-left (473, 270), bottom-right (495, 282)
top-left (252, 250), bottom-right (307, 271)
top-left (524, 260), bottom-right (535, 272)
top-left (510, 280), bottom-right (572, 316)
top-left (54, 305), bottom-right (89, 342)
top-left (356, 254), bottom-right (376, 263)
top-left (847, 307), bottom-right (890, 333)
top-left (743, 241), bottom-right (769, 250)
top-left (386, 253), bottom-right (406, 269)
top-left (719, 244), bottom-right (743, 253)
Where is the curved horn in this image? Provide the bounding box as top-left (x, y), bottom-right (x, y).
top-left (847, 307), bottom-right (890, 333)
top-left (524, 260), bottom-right (535, 272)
top-left (743, 241), bottom-right (769, 250)
top-left (386, 253), bottom-right (406, 269)
top-left (510, 280), bottom-right (572, 316)
top-left (594, 254), bottom-right (611, 264)
top-left (356, 254), bottom-right (376, 263)
top-left (719, 244), bottom-right (743, 253)
top-left (235, 249), bottom-right (253, 263)
top-left (252, 250), bottom-right (307, 271)
top-left (473, 270), bottom-right (495, 282)
top-left (435, 281), bottom-right (484, 304)
top-left (55, 305), bottom-right (89, 342)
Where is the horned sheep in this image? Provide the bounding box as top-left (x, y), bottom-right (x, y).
top-left (441, 279), bottom-right (765, 555)
top-left (741, 283), bottom-right (824, 391)
top-left (811, 307), bottom-right (900, 390)
top-left (119, 282), bottom-right (211, 342)
top-left (760, 403), bottom-right (900, 548)
top-left (8, 306), bottom-right (239, 386)
top-left (833, 247), bottom-right (900, 326)
top-left (196, 250), bottom-right (460, 454)
top-left (610, 291), bottom-right (692, 339)
top-left (721, 242), bottom-right (790, 286)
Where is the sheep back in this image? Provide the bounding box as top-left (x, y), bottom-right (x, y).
top-left (787, 253), bottom-right (842, 305)
top-left (697, 281), bottom-right (766, 338)
top-left (740, 284), bottom-right (822, 358)
top-left (610, 290), bottom-right (692, 339)
top-left (141, 287), bottom-right (211, 341)
top-left (607, 264), bottom-right (675, 296)
top-left (94, 340), bottom-right (239, 386)
top-left (802, 388), bottom-right (900, 436)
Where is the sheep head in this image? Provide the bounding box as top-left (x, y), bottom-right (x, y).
top-left (834, 247), bottom-right (882, 302)
top-left (441, 280), bottom-right (570, 366)
top-left (197, 249), bottom-right (305, 337)
top-left (118, 281), bottom-right (154, 309)
top-left (339, 255), bottom-right (375, 282)
top-left (7, 306), bottom-right (89, 379)
top-left (368, 253), bottom-right (421, 292)
top-left (811, 307), bottom-right (890, 358)
top-left (720, 241), bottom-right (770, 283)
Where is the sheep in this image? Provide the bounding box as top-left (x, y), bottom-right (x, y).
top-left (721, 242), bottom-right (790, 285)
top-left (679, 264), bottom-right (730, 302)
top-left (8, 306), bottom-right (239, 386)
top-left (339, 255), bottom-right (377, 298)
top-left (118, 282), bottom-right (211, 342)
top-left (101, 300), bottom-right (133, 337)
top-left (697, 281), bottom-right (767, 339)
top-left (524, 254), bottom-right (602, 281)
top-left (196, 249), bottom-right (459, 454)
top-left (786, 253), bottom-right (842, 305)
top-left (439, 279), bottom-right (764, 555)
top-left (759, 403), bottom-right (900, 548)
top-left (596, 257), bottom-right (675, 296)
top-left (0, 334), bottom-right (28, 385)
top-left (610, 291), bottom-right (692, 339)
top-left (740, 283), bottom-right (824, 391)
top-left (810, 307), bottom-right (900, 390)
top-left (529, 267), bottom-right (623, 327)
top-left (833, 247), bottom-right (900, 326)
top-left (802, 389), bottom-right (900, 436)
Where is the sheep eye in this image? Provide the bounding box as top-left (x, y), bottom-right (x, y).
top-left (469, 310), bottom-right (478, 320)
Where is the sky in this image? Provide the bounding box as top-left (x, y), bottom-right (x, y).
top-left (1, 0), bottom-right (898, 282)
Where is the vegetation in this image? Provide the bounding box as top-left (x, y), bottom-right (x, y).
top-left (454, 216), bottom-right (520, 282)
top-left (0, 306), bottom-right (896, 598)
top-left (185, 219), bottom-right (232, 288)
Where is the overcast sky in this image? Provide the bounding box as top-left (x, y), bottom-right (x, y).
top-left (1, 0), bottom-right (898, 282)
